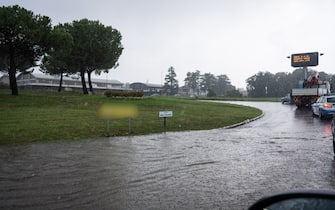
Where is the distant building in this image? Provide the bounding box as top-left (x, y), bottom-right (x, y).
top-left (130, 82), bottom-right (162, 96)
top-left (0, 74), bottom-right (9, 86)
top-left (178, 86), bottom-right (190, 96)
top-left (16, 71), bottom-right (125, 93)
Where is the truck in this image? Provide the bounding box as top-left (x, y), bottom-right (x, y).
top-left (291, 73), bottom-right (330, 108)
top-left (289, 52), bottom-right (330, 108)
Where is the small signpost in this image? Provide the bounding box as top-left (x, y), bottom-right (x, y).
top-left (99, 104), bottom-right (138, 137)
top-left (159, 111), bottom-right (173, 130)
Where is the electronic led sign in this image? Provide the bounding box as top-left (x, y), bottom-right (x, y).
top-left (291, 52), bottom-right (319, 67)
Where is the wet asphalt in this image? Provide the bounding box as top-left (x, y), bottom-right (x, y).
top-left (1, 101), bottom-right (335, 210)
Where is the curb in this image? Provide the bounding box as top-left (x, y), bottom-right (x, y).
top-left (223, 112), bottom-right (265, 129)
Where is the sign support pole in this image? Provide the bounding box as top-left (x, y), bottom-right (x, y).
top-left (128, 117), bottom-right (131, 135)
top-left (106, 119), bottom-right (110, 137)
top-left (159, 111), bottom-right (173, 132)
top-left (164, 117), bottom-right (167, 130)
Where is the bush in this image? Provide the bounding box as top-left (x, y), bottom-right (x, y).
top-left (0, 83), bottom-right (9, 89)
top-left (104, 90), bottom-right (144, 97)
top-left (104, 90), bottom-right (113, 96)
top-left (207, 89), bottom-right (216, 97)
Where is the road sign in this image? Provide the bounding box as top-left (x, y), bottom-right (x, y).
top-left (159, 111), bottom-right (173, 130)
top-left (291, 52), bottom-right (319, 67)
top-left (99, 104), bottom-right (138, 119)
top-left (159, 111), bottom-right (173, 118)
top-left (99, 104), bottom-right (138, 137)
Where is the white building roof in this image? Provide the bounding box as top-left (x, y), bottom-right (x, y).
top-left (22, 67), bottom-right (123, 85)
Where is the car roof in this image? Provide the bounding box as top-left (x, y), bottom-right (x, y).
top-left (324, 95), bottom-right (335, 98)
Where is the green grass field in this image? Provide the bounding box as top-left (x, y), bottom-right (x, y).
top-left (0, 89), bottom-right (262, 145)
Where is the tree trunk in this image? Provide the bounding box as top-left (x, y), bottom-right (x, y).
top-left (58, 72), bottom-right (63, 92)
top-left (87, 71), bottom-right (94, 94)
top-left (80, 69), bottom-right (88, 94)
top-left (9, 52), bottom-right (18, 96)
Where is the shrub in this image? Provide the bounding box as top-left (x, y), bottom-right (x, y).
top-left (104, 90), bottom-right (144, 97)
top-left (104, 90), bottom-right (113, 96)
top-left (0, 83), bottom-right (9, 89)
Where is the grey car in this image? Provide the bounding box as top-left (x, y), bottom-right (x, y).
top-left (311, 95), bottom-right (335, 119)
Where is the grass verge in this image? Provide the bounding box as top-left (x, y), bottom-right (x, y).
top-left (0, 89), bottom-right (262, 145)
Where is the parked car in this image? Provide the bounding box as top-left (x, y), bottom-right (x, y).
top-left (280, 96), bottom-right (289, 104)
top-left (331, 116), bottom-right (335, 159)
top-left (311, 95), bottom-right (335, 119)
top-left (280, 94), bottom-right (292, 104)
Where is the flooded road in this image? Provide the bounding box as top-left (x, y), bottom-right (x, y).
top-left (1, 101), bottom-right (335, 210)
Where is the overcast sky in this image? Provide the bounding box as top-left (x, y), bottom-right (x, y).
top-left (3, 0), bottom-right (335, 88)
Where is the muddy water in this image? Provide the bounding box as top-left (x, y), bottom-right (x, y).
top-left (1, 102), bottom-right (335, 210)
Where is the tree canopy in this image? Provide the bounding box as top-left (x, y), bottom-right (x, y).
top-left (184, 70), bottom-right (201, 96)
top-left (246, 68), bottom-right (335, 98)
top-left (184, 70), bottom-right (235, 97)
top-left (60, 19), bottom-right (123, 94)
top-left (164, 66), bottom-right (179, 96)
top-left (0, 5), bottom-right (52, 95)
top-left (41, 25), bottom-right (74, 92)
top-left (0, 5), bottom-right (123, 95)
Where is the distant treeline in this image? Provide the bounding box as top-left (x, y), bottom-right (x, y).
top-left (245, 68), bottom-right (335, 97)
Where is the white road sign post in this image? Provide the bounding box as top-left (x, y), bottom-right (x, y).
top-left (159, 111), bottom-right (173, 130)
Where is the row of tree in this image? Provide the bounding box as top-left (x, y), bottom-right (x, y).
top-left (163, 66), bottom-right (241, 97)
top-left (3, 6), bottom-right (334, 98)
top-left (246, 68), bottom-right (335, 98)
top-left (0, 5), bottom-right (123, 95)
top-left (163, 66), bottom-right (335, 98)
top-left (0, 4), bottom-right (238, 97)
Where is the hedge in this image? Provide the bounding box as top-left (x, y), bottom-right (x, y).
top-left (104, 90), bottom-right (144, 97)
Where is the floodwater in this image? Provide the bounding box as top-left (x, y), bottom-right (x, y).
top-left (1, 101), bottom-right (335, 210)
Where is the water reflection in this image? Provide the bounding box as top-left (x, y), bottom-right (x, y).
top-left (324, 122), bottom-right (332, 135)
